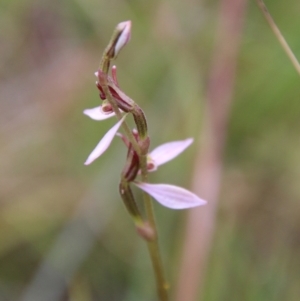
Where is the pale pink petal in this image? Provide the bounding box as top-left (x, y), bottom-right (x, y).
top-left (114, 21), bottom-right (131, 56)
top-left (134, 182), bottom-right (206, 209)
top-left (84, 115), bottom-right (127, 165)
top-left (83, 106), bottom-right (115, 121)
top-left (149, 138), bottom-right (193, 167)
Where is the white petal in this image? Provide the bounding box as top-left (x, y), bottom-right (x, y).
top-left (84, 115), bottom-right (126, 165)
top-left (149, 138), bottom-right (194, 167)
top-left (134, 182), bottom-right (206, 209)
top-left (83, 106), bottom-right (115, 121)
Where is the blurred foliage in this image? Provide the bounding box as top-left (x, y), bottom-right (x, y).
top-left (0, 0), bottom-right (300, 300)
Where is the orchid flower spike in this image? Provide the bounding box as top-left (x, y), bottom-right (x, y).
top-left (147, 138), bottom-right (194, 171)
top-left (134, 182), bottom-right (206, 209)
top-left (84, 115), bottom-right (127, 165)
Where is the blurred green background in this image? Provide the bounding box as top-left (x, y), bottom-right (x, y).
top-left (1, 0), bottom-right (300, 300)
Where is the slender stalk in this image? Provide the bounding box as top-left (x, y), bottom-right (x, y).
top-left (256, 0), bottom-right (300, 76)
top-left (139, 154), bottom-right (169, 301)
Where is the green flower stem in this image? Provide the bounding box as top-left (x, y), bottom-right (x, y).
top-left (139, 154), bottom-right (169, 301)
top-left (256, 0), bottom-right (300, 76)
top-left (99, 55), bottom-right (110, 74)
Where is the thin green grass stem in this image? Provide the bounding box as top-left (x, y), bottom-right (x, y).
top-left (256, 0), bottom-right (300, 76)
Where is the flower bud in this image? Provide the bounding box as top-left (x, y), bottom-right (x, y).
top-left (100, 21), bottom-right (132, 73)
top-left (114, 21), bottom-right (131, 57)
top-left (106, 21), bottom-right (131, 60)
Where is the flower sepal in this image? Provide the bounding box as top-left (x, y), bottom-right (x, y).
top-left (84, 115), bottom-right (127, 165)
top-left (134, 182), bottom-right (206, 209)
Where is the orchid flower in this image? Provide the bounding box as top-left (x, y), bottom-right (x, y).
top-left (135, 138), bottom-right (206, 209)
